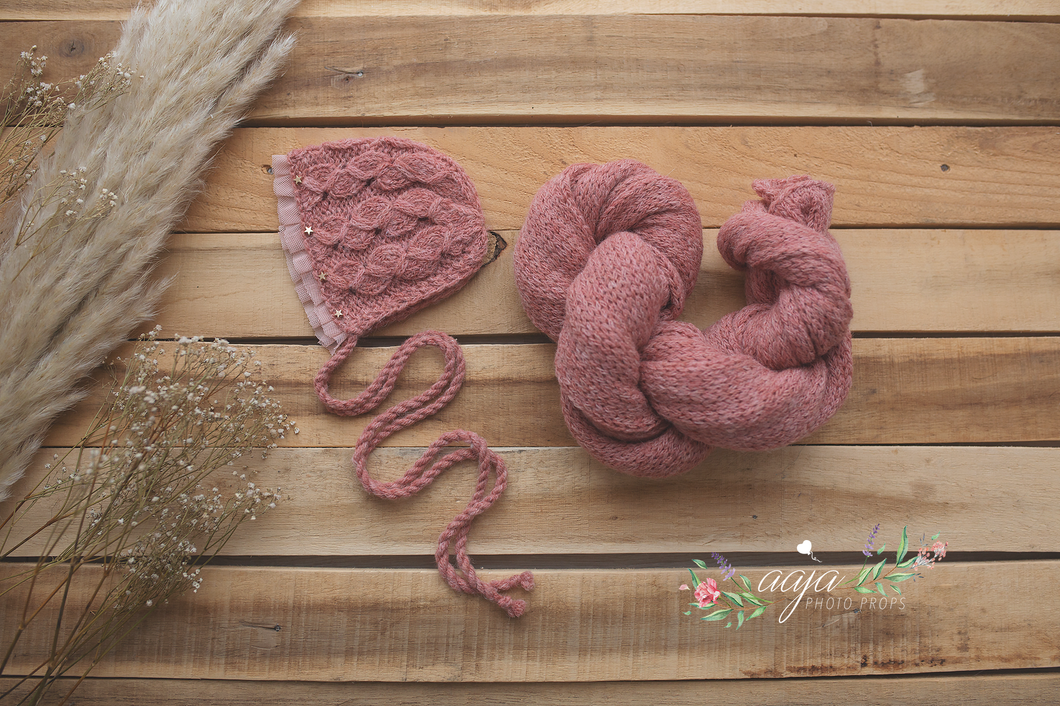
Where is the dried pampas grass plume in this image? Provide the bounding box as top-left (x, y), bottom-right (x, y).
top-left (0, 0), bottom-right (301, 500)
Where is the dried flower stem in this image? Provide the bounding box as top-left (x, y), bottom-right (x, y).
top-left (0, 330), bottom-right (291, 705)
top-left (1, 47), bottom-right (130, 229)
top-left (0, 0), bottom-right (300, 501)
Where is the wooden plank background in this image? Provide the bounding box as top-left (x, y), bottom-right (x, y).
top-left (5, 18), bottom-right (1060, 123)
top-left (2, 562), bottom-right (1059, 681)
top-left (1, 1), bottom-right (1058, 703)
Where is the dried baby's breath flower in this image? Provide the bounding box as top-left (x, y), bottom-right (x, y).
top-left (1, 48), bottom-right (132, 228)
top-left (0, 329), bottom-right (292, 703)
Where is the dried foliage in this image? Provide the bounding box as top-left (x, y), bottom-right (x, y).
top-left (0, 1), bottom-right (302, 701)
top-left (0, 47), bottom-right (131, 209)
top-left (0, 0), bottom-right (300, 500)
top-left (0, 331), bottom-right (292, 705)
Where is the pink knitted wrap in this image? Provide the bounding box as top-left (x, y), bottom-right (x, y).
top-left (274, 137), bottom-right (532, 617)
top-left (514, 161), bottom-right (853, 477)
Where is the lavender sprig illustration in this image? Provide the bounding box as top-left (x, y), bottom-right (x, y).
top-left (711, 551), bottom-right (736, 580)
top-left (863, 523), bottom-right (880, 557)
top-left (843, 526), bottom-right (947, 595)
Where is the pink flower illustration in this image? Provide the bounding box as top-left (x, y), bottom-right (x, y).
top-left (914, 538), bottom-right (949, 570)
top-left (678, 584), bottom-right (689, 591)
top-left (694, 578), bottom-right (721, 608)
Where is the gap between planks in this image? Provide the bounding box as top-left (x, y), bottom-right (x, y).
top-left (2, 672), bottom-right (1058, 705)
top-left (1, 562), bottom-right (1056, 681)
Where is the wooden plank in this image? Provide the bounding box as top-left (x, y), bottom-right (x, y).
top-left (151, 229), bottom-right (1060, 339)
top-left (5, 446), bottom-right (1057, 557)
top-left (5, 1), bottom-right (1060, 21)
top-left (0, 125), bottom-right (1051, 231)
top-left (187, 126), bottom-right (1060, 232)
top-left (4, 672), bottom-right (1059, 705)
top-left (256, 16), bottom-right (1060, 123)
top-left (39, 338), bottom-right (1060, 448)
top-left (4, 18), bottom-right (1059, 123)
top-left (1, 562), bottom-right (1056, 681)
top-left (824, 337), bottom-right (1060, 444)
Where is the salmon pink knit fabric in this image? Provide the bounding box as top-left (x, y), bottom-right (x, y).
top-left (274, 137), bottom-right (532, 617)
top-left (514, 161), bottom-right (853, 477)
top-left (275, 136), bottom-right (489, 348)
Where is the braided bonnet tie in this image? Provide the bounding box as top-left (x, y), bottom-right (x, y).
top-left (274, 137), bottom-right (532, 617)
top-left (313, 333), bottom-right (534, 618)
top-left (514, 160), bottom-right (853, 477)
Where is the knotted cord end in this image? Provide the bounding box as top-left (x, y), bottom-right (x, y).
top-left (498, 596), bottom-right (529, 619)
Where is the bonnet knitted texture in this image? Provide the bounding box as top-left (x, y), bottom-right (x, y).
top-left (514, 161), bottom-right (853, 477)
top-left (274, 137), bottom-right (533, 617)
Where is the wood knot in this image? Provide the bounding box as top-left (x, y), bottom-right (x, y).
top-left (60, 38), bottom-right (86, 58)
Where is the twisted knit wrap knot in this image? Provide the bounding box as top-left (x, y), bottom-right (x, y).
top-left (514, 162), bottom-right (853, 477)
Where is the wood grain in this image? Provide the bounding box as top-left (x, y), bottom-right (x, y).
top-left (184, 126), bottom-right (1060, 232)
top-left (2, 562), bottom-right (1056, 681)
top-left (4, 673), bottom-right (1059, 705)
top-left (4, 18), bottom-right (1059, 123)
top-left (39, 338), bottom-right (1060, 449)
top-left (5, 446), bottom-right (1057, 557)
top-left (4, 1), bottom-right (1059, 21)
top-left (151, 229), bottom-right (1060, 339)
top-left (826, 337), bottom-right (1060, 444)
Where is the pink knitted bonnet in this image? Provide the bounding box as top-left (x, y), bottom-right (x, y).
top-left (274, 137), bottom-right (533, 617)
top-left (514, 160), bottom-right (853, 477)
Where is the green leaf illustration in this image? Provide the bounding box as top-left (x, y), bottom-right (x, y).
top-left (688, 568), bottom-right (700, 588)
top-left (741, 593), bottom-right (766, 606)
top-left (737, 611), bottom-right (746, 629)
top-left (932, 533), bottom-right (940, 540)
top-left (875, 582), bottom-right (888, 596)
top-left (897, 556), bottom-right (916, 569)
top-left (884, 572), bottom-right (916, 582)
top-left (725, 622), bottom-right (732, 628)
top-left (870, 558), bottom-right (888, 581)
top-left (683, 611), bottom-right (692, 616)
top-left (893, 586), bottom-right (902, 595)
top-left (701, 609), bottom-right (733, 622)
top-left (740, 575), bottom-right (753, 592)
top-left (876, 544), bottom-right (886, 554)
top-left (749, 605), bottom-right (767, 620)
top-left (853, 586), bottom-right (876, 594)
top-left (896, 526), bottom-right (909, 565)
top-left (693, 559), bottom-right (709, 570)
top-left (721, 591), bottom-right (745, 607)
top-left (853, 564), bottom-right (873, 587)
